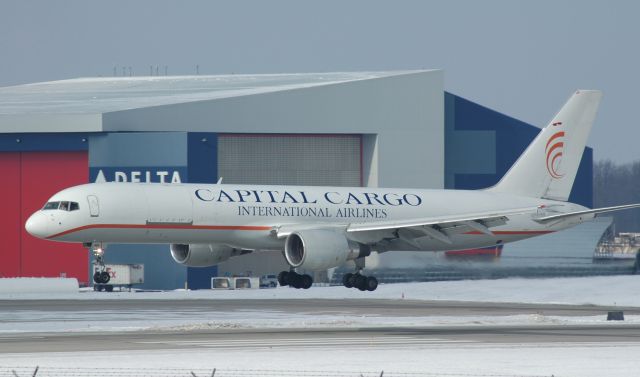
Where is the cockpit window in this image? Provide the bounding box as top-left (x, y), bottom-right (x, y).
top-left (43, 202), bottom-right (60, 210)
top-left (42, 201), bottom-right (79, 211)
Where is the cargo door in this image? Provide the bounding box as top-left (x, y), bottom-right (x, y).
top-left (145, 186), bottom-right (193, 224)
top-left (87, 195), bottom-right (100, 217)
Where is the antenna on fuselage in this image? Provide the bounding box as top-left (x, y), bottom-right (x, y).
top-left (216, 177), bottom-right (223, 184)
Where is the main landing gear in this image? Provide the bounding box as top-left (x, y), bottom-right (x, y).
top-left (277, 270), bottom-right (313, 289)
top-left (342, 273), bottom-right (378, 291)
top-left (343, 254), bottom-right (378, 291)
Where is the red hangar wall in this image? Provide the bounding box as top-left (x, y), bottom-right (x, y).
top-left (0, 134), bottom-right (90, 282)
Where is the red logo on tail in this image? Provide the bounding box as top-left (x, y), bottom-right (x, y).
top-left (545, 130), bottom-right (565, 179)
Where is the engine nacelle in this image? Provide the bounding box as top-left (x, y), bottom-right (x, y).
top-left (284, 229), bottom-right (357, 270)
top-left (170, 243), bottom-right (248, 267)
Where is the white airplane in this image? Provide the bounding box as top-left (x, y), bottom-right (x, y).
top-left (25, 90), bottom-right (640, 291)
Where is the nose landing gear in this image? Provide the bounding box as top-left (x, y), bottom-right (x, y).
top-left (87, 242), bottom-right (110, 285)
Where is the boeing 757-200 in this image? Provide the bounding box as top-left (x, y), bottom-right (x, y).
top-left (25, 90), bottom-right (640, 291)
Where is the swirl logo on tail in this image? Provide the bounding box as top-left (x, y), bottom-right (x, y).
top-left (545, 123), bottom-right (565, 179)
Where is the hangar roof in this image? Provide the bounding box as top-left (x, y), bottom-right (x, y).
top-left (0, 71), bottom-right (426, 115)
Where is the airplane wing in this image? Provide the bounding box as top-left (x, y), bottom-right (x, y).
top-left (274, 203), bottom-right (640, 247)
top-left (344, 207), bottom-right (538, 246)
top-left (533, 203), bottom-right (640, 223)
top-left (274, 207), bottom-right (538, 246)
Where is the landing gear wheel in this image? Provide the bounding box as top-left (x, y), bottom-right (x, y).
top-left (365, 276), bottom-right (378, 292)
top-left (301, 274), bottom-right (313, 289)
top-left (105, 285), bottom-right (114, 292)
top-left (289, 273), bottom-right (302, 289)
top-left (93, 271), bottom-right (101, 284)
top-left (344, 272), bottom-right (378, 292)
top-left (355, 274), bottom-right (368, 291)
top-left (99, 271), bottom-right (110, 284)
top-left (277, 271), bottom-right (290, 286)
top-left (281, 271), bottom-right (313, 289)
top-left (343, 273), bottom-right (354, 288)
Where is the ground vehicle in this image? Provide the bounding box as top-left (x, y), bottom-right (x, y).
top-left (260, 274), bottom-right (278, 288)
top-left (92, 264), bottom-right (144, 292)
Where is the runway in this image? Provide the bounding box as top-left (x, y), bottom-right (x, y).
top-left (2, 298), bottom-right (640, 354)
top-left (3, 297), bottom-right (640, 316)
top-left (2, 325), bottom-right (640, 354)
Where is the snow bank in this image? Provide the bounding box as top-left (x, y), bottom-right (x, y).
top-left (2, 343), bottom-right (640, 377)
top-left (34, 275), bottom-right (640, 307)
top-left (0, 278), bottom-right (78, 294)
top-left (1, 276), bottom-right (639, 307)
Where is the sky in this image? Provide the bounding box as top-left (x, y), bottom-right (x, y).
top-left (1, 0), bottom-right (638, 162)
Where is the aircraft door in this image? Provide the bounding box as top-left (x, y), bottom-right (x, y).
top-left (87, 195), bottom-right (100, 217)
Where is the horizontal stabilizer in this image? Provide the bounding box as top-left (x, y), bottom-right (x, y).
top-left (534, 203), bottom-right (640, 223)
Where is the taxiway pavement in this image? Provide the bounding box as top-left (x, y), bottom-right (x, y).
top-left (1, 298), bottom-right (639, 354)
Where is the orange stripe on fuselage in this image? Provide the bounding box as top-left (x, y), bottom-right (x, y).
top-left (46, 224), bottom-right (272, 239)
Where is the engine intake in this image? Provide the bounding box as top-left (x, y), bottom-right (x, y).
top-left (170, 243), bottom-right (249, 267)
top-left (284, 229), bottom-right (357, 270)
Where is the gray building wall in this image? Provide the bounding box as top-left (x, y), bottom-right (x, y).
top-left (102, 71), bottom-right (445, 190)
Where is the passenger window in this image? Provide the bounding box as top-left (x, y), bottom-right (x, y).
top-left (59, 202), bottom-right (69, 211)
top-left (43, 202), bottom-right (60, 210)
top-left (70, 202), bottom-right (79, 211)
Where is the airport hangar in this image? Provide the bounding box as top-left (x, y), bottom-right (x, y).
top-left (0, 70), bottom-right (593, 289)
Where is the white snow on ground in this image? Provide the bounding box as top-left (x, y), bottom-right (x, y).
top-left (1, 343), bottom-right (639, 377)
top-left (2, 308), bottom-right (639, 334)
top-left (0, 278), bottom-right (78, 294)
top-left (1, 275), bottom-right (639, 306)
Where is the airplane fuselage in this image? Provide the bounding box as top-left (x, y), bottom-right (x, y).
top-left (26, 182), bottom-right (591, 253)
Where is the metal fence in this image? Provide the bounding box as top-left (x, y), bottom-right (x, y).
top-left (0, 367), bottom-right (555, 377)
top-left (331, 263), bottom-right (635, 285)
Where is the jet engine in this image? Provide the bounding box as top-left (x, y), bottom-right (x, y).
top-left (170, 243), bottom-right (249, 267)
top-left (284, 229), bottom-right (358, 270)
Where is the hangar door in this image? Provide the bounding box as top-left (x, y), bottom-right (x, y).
top-left (218, 134), bottom-right (362, 186)
top-left (216, 134), bottom-right (362, 280)
top-left (0, 151), bottom-right (88, 281)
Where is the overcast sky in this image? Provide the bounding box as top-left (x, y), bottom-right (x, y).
top-left (1, 0), bottom-right (638, 163)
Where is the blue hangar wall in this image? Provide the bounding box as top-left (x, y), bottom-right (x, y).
top-left (88, 131), bottom-right (219, 290)
top-left (444, 92), bottom-right (593, 207)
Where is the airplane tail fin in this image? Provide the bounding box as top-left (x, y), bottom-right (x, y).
top-left (489, 90), bottom-right (602, 201)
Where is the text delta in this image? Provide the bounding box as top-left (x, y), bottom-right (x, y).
top-left (94, 169), bottom-right (182, 183)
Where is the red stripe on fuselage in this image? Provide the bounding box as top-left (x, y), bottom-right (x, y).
top-left (46, 224), bottom-right (272, 240)
top-left (464, 230), bottom-right (554, 235)
top-left (46, 224), bottom-right (554, 240)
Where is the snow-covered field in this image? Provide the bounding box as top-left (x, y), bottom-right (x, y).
top-left (2, 340), bottom-right (639, 377)
top-left (0, 277), bottom-right (78, 294)
top-left (3, 306), bottom-right (638, 334)
top-left (2, 275), bottom-right (639, 306)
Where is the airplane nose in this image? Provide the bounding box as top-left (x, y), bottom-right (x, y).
top-left (25, 212), bottom-right (50, 239)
